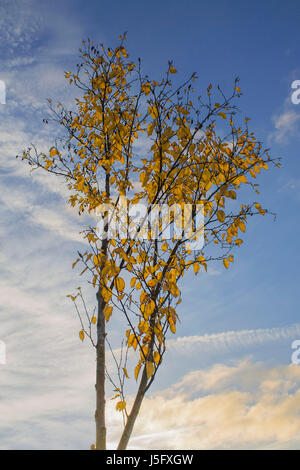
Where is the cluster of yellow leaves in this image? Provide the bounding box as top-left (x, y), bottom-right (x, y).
top-left (39, 37), bottom-right (276, 391)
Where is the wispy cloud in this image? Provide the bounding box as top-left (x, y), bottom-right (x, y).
top-left (168, 322), bottom-right (300, 355)
top-left (0, 0), bottom-right (42, 57)
top-left (271, 110), bottom-right (300, 143)
top-left (269, 88), bottom-right (300, 144)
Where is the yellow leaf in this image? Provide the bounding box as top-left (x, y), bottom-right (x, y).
top-left (134, 361), bottom-right (141, 381)
top-left (138, 320), bottom-right (149, 334)
top-left (92, 275), bottom-right (98, 288)
top-left (223, 258), bottom-right (229, 269)
top-left (144, 300), bottom-right (155, 319)
top-left (123, 367), bottom-right (129, 379)
top-left (168, 316), bottom-right (176, 334)
top-left (146, 361), bottom-right (155, 379)
top-left (169, 66), bottom-right (177, 74)
top-left (193, 263), bottom-right (200, 274)
top-left (217, 210), bottom-right (225, 223)
top-left (254, 203), bottom-right (265, 215)
top-left (127, 333), bottom-right (135, 347)
top-left (130, 277), bottom-right (137, 288)
top-left (147, 122), bottom-right (155, 136)
top-left (142, 83), bottom-right (151, 96)
top-left (111, 393), bottom-right (120, 400)
top-left (116, 400), bottom-right (126, 411)
top-left (91, 316), bottom-right (97, 324)
top-left (103, 305), bottom-right (113, 322)
top-left (153, 351), bottom-right (160, 365)
top-left (147, 278), bottom-right (157, 287)
top-left (49, 148), bottom-right (58, 157)
top-left (115, 277), bottom-right (125, 293)
top-left (140, 291), bottom-right (148, 304)
top-left (218, 112), bottom-right (226, 119)
top-left (79, 330), bottom-right (85, 341)
top-left (161, 242), bottom-right (168, 252)
top-left (102, 287), bottom-right (112, 302)
top-left (239, 221), bottom-right (246, 232)
top-left (148, 105), bottom-right (158, 119)
top-left (239, 175), bottom-right (247, 184)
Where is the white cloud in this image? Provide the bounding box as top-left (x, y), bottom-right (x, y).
top-left (0, 0), bottom-right (42, 56)
top-left (271, 110), bottom-right (300, 143)
top-left (0, 178), bottom-right (87, 243)
top-left (269, 90), bottom-right (300, 144)
top-left (127, 359), bottom-right (300, 449)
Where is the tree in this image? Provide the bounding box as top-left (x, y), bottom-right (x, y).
top-left (17, 34), bottom-right (280, 450)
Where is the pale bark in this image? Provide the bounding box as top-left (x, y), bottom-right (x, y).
top-left (95, 174), bottom-right (110, 450)
top-left (95, 288), bottom-right (107, 449)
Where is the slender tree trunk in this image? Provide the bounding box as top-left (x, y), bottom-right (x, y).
top-left (95, 194), bottom-right (109, 450)
top-left (117, 365), bottom-right (148, 450)
top-left (95, 289), bottom-right (106, 450)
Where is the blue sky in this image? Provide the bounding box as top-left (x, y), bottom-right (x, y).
top-left (1, 0), bottom-right (300, 450)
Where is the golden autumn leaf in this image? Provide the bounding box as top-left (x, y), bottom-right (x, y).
top-left (79, 330), bottom-right (85, 341)
top-left (103, 305), bottom-right (113, 322)
top-left (116, 401), bottom-right (126, 411)
top-left (146, 361), bottom-right (155, 379)
top-left (144, 299), bottom-right (155, 319)
top-left (238, 175), bottom-right (247, 184)
top-left (147, 122), bottom-right (155, 136)
top-left (49, 148), bottom-right (58, 157)
top-left (193, 263), bottom-right (200, 274)
top-left (168, 316), bottom-right (176, 333)
top-left (134, 361), bottom-right (141, 381)
top-left (217, 210), bottom-right (226, 223)
top-left (102, 287), bottom-right (112, 302)
top-left (115, 277), bottom-right (125, 293)
top-left (153, 351), bottom-right (160, 365)
top-left (239, 220), bottom-right (246, 232)
top-left (161, 242), bottom-right (168, 252)
top-left (223, 258), bottom-right (229, 269)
